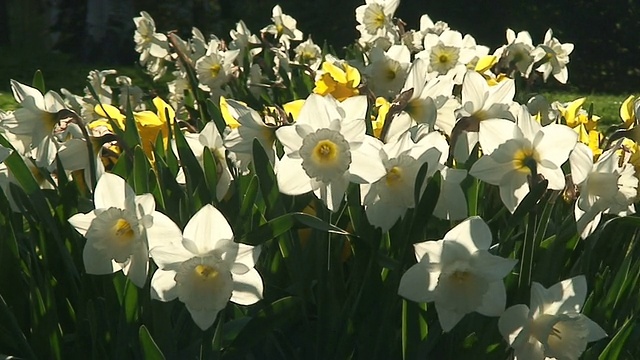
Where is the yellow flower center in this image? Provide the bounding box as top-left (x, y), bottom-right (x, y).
top-left (313, 140), bottom-right (338, 164)
top-left (438, 54), bottom-right (450, 64)
top-left (276, 23), bottom-right (284, 35)
top-left (210, 64), bottom-right (222, 78)
top-left (113, 218), bottom-right (135, 242)
top-left (385, 166), bottom-right (403, 187)
top-left (194, 264), bottom-right (220, 280)
top-left (513, 148), bottom-right (539, 174)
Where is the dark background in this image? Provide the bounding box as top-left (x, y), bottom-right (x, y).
top-left (1, 0), bottom-right (639, 93)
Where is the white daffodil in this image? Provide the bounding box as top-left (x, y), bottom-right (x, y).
top-left (499, 276), bottom-right (607, 360)
top-left (222, 98), bottom-right (278, 174)
top-left (262, 5), bottom-right (303, 49)
top-left (68, 173), bottom-right (182, 288)
top-left (361, 130), bottom-right (447, 231)
top-left (470, 105), bottom-right (578, 213)
top-left (493, 29), bottom-right (535, 77)
top-left (133, 11), bottom-right (170, 64)
top-left (2, 80), bottom-right (68, 168)
top-left (364, 44), bottom-right (411, 99)
top-left (469, 105), bottom-right (578, 212)
top-left (434, 166), bottom-right (468, 221)
top-left (419, 14), bottom-right (449, 36)
top-left (385, 58), bottom-right (458, 142)
top-left (175, 122), bottom-right (232, 201)
top-left (275, 94), bottom-right (386, 211)
top-left (453, 70), bottom-right (517, 162)
top-left (398, 216), bottom-right (517, 332)
top-left (150, 204), bottom-right (263, 330)
top-left (531, 29), bottom-right (574, 84)
top-left (57, 138), bottom-right (105, 188)
top-left (229, 20), bottom-right (261, 60)
top-left (195, 41), bottom-right (240, 92)
top-left (355, 0), bottom-right (400, 46)
top-left (569, 143), bottom-right (638, 238)
top-left (294, 37), bottom-right (323, 70)
top-left (416, 30), bottom-right (477, 83)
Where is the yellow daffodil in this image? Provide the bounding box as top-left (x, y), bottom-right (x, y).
top-left (313, 61), bottom-right (361, 101)
top-left (575, 124), bottom-right (603, 160)
top-left (558, 97), bottom-right (599, 131)
top-left (372, 97), bottom-right (390, 138)
top-left (89, 97), bottom-right (175, 160)
top-left (620, 95), bottom-right (637, 129)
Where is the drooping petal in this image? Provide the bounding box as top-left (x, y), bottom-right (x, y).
top-left (187, 307), bottom-right (221, 331)
top-left (499, 171), bottom-right (530, 213)
top-left (230, 268), bottom-right (264, 305)
top-left (123, 239), bottom-right (149, 288)
top-left (435, 305), bottom-right (466, 332)
top-left (83, 244), bottom-right (120, 275)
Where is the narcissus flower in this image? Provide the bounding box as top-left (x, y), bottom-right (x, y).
top-left (275, 94), bottom-right (385, 211)
top-left (398, 216), bottom-right (517, 332)
top-left (531, 29), bottom-right (574, 84)
top-left (569, 143), bottom-right (638, 238)
top-left (150, 204), bottom-right (263, 330)
top-left (499, 276), bottom-right (607, 360)
top-left (470, 106), bottom-right (577, 213)
top-left (313, 59), bottom-right (361, 101)
top-left (68, 173), bottom-right (182, 287)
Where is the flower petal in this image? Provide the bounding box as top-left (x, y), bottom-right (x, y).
top-left (150, 269), bottom-right (178, 301)
top-left (435, 305), bottom-right (465, 332)
top-left (183, 204), bottom-right (234, 255)
top-left (146, 211), bottom-right (183, 250)
top-left (230, 268), bottom-right (264, 305)
top-left (443, 216), bottom-right (492, 251)
top-left (498, 304), bottom-right (530, 344)
top-left (94, 173), bottom-right (135, 210)
top-left (69, 211), bottom-right (96, 236)
top-left (275, 156), bottom-right (312, 195)
top-left (476, 280), bottom-right (508, 316)
top-left (398, 261), bottom-right (439, 303)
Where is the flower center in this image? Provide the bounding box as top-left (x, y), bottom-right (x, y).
top-left (175, 257), bottom-right (234, 312)
top-left (430, 44), bottom-right (460, 74)
top-left (385, 166), bottom-right (403, 187)
top-left (513, 147), bottom-right (539, 174)
top-left (299, 128), bottom-right (351, 183)
top-left (364, 4), bottom-right (386, 34)
top-left (113, 218), bottom-right (135, 242)
top-left (194, 264), bottom-right (220, 280)
top-left (210, 63), bottom-right (222, 78)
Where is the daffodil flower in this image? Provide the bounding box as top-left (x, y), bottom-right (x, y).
top-left (313, 58), bottom-right (361, 101)
top-left (499, 276), bottom-right (607, 360)
top-left (531, 29), bottom-right (574, 84)
top-left (275, 94), bottom-right (386, 211)
top-left (398, 216), bottom-right (517, 332)
top-left (149, 204), bottom-right (263, 330)
top-left (469, 105), bottom-right (578, 213)
top-left (68, 173), bottom-right (182, 287)
top-left (569, 143), bottom-right (638, 238)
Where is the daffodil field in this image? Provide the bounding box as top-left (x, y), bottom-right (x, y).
top-left (1, 1), bottom-right (640, 358)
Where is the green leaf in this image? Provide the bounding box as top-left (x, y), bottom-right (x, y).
top-left (139, 325), bottom-right (166, 360)
top-left (132, 145), bottom-right (151, 194)
top-left (201, 146), bottom-right (219, 202)
top-left (251, 138), bottom-right (283, 217)
top-left (599, 317), bottom-right (635, 359)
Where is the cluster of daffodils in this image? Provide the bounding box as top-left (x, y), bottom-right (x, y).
top-left (1, 0), bottom-right (638, 356)
top-left (69, 173), bottom-right (263, 330)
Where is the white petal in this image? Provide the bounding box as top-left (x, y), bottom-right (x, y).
top-left (69, 211), bottom-right (96, 236)
top-left (150, 269), bottom-right (178, 301)
top-left (83, 244), bottom-right (120, 275)
top-left (471, 250), bottom-right (517, 280)
top-left (435, 305), bottom-right (466, 332)
top-left (499, 171), bottom-right (530, 213)
top-left (398, 261), bottom-right (439, 303)
top-left (569, 143), bottom-right (594, 185)
top-left (469, 156), bottom-right (513, 186)
top-left (183, 204), bottom-right (234, 255)
top-left (135, 193), bottom-right (156, 219)
top-left (585, 317), bottom-right (607, 342)
top-left (94, 173), bottom-right (135, 210)
top-left (275, 156), bottom-right (312, 195)
top-left (443, 216), bottom-right (492, 251)
top-left (498, 304), bottom-right (530, 344)
top-left (230, 268), bottom-right (264, 305)
top-left (146, 211), bottom-right (183, 250)
top-left (478, 119), bottom-right (517, 155)
top-left (149, 244), bottom-right (194, 268)
top-left (414, 239), bottom-right (444, 263)
top-left (476, 280), bottom-right (507, 316)
top-left (187, 307), bottom-right (220, 331)
top-left (276, 125), bottom-right (303, 154)
top-left (537, 165), bottom-right (565, 190)
top-left (544, 275), bottom-right (587, 315)
top-left (535, 124), bottom-right (578, 167)
top-left (123, 239), bottom-right (149, 288)
top-left (349, 137), bottom-right (386, 183)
